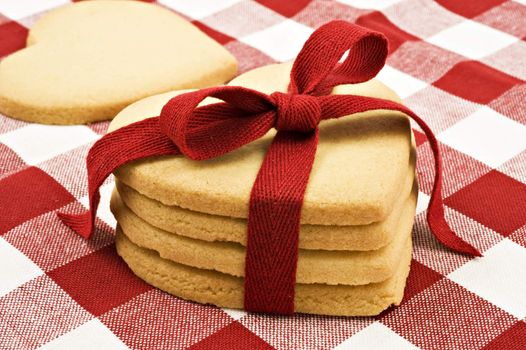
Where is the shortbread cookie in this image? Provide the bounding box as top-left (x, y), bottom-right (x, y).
top-left (115, 229), bottom-right (412, 316)
top-left (110, 62), bottom-right (414, 225)
top-left (115, 155), bottom-right (414, 251)
top-left (112, 182), bottom-right (416, 285)
top-left (0, 1), bottom-right (237, 124)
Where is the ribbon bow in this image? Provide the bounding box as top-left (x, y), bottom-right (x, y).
top-left (59, 20), bottom-right (481, 315)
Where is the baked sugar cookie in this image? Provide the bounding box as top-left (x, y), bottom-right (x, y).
top-left (112, 183), bottom-right (416, 285)
top-left (0, 1), bottom-right (237, 124)
top-left (115, 157), bottom-right (414, 251)
top-left (115, 228), bottom-right (412, 316)
top-left (110, 62), bottom-right (414, 226)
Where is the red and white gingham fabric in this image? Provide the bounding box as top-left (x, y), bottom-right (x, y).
top-left (1, 0), bottom-right (525, 349)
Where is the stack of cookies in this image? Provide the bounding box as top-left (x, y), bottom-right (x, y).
top-left (109, 63), bottom-right (417, 316)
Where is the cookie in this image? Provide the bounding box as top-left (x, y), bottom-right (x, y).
top-left (0, 0), bottom-right (237, 124)
top-left (110, 62), bottom-right (414, 225)
top-left (115, 229), bottom-right (412, 316)
top-left (114, 150), bottom-right (414, 251)
top-left (112, 181), bottom-right (416, 285)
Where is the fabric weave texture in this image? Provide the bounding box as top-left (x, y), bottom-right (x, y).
top-left (0, 0), bottom-right (525, 349)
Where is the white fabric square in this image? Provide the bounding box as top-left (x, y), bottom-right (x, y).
top-left (39, 319), bottom-right (128, 350)
top-left (334, 322), bottom-right (419, 349)
top-left (335, 0), bottom-right (403, 10)
top-left (240, 20), bottom-right (314, 62)
top-left (80, 182), bottom-right (116, 228)
top-left (222, 308), bottom-right (247, 320)
top-left (377, 65), bottom-right (428, 99)
top-left (427, 20), bottom-right (517, 59)
top-left (158, 0), bottom-right (241, 19)
top-left (0, 237), bottom-right (43, 297)
top-left (438, 107), bottom-right (526, 168)
top-left (0, 0), bottom-right (68, 20)
top-left (0, 124), bottom-right (99, 165)
top-left (448, 239), bottom-right (526, 319)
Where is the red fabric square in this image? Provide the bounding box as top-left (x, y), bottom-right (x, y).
top-left (382, 279), bottom-right (517, 349)
top-left (356, 11), bottom-right (419, 53)
top-left (0, 144), bottom-right (26, 179)
top-left (0, 166), bottom-right (75, 234)
top-left (445, 170), bottom-right (526, 236)
top-left (101, 291), bottom-right (232, 349)
top-left (192, 20), bottom-right (235, 45)
top-left (433, 61), bottom-right (522, 104)
top-left (190, 321), bottom-right (274, 350)
top-left (0, 21), bottom-right (28, 57)
top-left (413, 129), bottom-right (427, 147)
top-left (483, 321), bottom-right (526, 350)
top-left (47, 244), bottom-right (152, 316)
top-left (256, 0), bottom-right (311, 18)
top-left (436, 0), bottom-right (507, 18)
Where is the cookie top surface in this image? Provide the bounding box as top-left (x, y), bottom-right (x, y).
top-left (0, 0), bottom-right (237, 124)
top-left (110, 62), bottom-right (413, 225)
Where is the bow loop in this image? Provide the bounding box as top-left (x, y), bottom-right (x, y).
top-left (271, 92), bottom-right (321, 132)
top-left (289, 20), bottom-right (388, 96)
top-left (159, 86), bottom-right (275, 160)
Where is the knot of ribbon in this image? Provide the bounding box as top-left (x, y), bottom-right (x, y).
top-left (58, 20), bottom-right (481, 315)
top-left (271, 92), bottom-right (321, 132)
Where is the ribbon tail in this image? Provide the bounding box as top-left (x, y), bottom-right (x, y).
top-left (58, 117), bottom-right (180, 239)
top-left (58, 200), bottom-right (99, 239)
top-left (412, 113), bottom-right (482, 257)
top-left (427, 196), bottom-right (482, 256)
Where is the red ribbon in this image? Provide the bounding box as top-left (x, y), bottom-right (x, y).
top-left (59, 20), bottom-right (481, 315)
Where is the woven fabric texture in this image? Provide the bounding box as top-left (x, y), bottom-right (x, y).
top-left (0, 0), bottom-right (525, 349)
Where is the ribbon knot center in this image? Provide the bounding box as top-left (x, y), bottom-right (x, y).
top-left (271, 92), bottom-right (321, 132)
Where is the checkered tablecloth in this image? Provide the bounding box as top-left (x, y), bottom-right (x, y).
top-left (1, 0), bottom-right (525, 349)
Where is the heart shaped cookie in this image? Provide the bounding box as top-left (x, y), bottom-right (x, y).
top-left (0, 0), bottom-right (237, 124)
